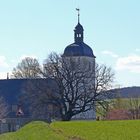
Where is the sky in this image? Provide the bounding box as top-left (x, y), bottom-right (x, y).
top-left (0, 0), bottom-right (140, 87)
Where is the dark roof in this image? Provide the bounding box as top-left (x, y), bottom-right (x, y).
top-left (0, 78), bottom-right (56, 118)
top-left (63, 42), bottom-right (96, 57)
top-left (0, 79), bottom-right (26, 104)
top-left (63, 21), bottom-right (95, 58)
top-left (74, 23), bottom-right (84, 32)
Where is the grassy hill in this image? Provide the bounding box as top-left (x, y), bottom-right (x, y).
top-left (1, 120), bottom-right (140, 140)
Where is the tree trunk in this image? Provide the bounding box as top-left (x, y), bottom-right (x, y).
top-left (61, 113), bottom-right (73, 121)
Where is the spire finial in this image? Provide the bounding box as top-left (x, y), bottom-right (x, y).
top-left (76, 8), bottom-right (80, 23)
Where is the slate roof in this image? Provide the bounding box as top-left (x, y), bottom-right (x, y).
top-left (63, 22), bottom-right (95, 58)
top-left (63, 42), bottom-right (95, 57)
top-left (0, 78), bottom-right (56, 118)
top-left (75, 23), bottom-right (84, 32)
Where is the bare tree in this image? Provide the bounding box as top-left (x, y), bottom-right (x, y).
top-left (12, 57), bottom-right (41, 78)
top-left (128, 97), bottom-right (140, 119)
top-left (0, 96), bottom-right (9, 119)
top-left (42, 53), bottom-right (115, 121)
top-left (15, 53), bottom-right (114, 121)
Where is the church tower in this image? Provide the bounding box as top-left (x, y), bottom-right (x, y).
top-left (62, 9), bottom-right (96, 120)
top-left (63, 8), bottom-right (95, 63)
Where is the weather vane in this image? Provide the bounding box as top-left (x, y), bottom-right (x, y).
top-left (76, 8), bottom-right (80, 23)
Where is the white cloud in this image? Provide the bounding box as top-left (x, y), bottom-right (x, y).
top-left (0, 56), bottom-right (9, 68)
top-left (0, 72), bottom-right (7, 79)
top-left (102, 50), bottom-right (119, 58)
top-left (116, 55), bottom-right (140, 73)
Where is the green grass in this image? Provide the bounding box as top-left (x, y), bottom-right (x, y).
top-left (1, 120), bottom-right (140, 140)
top-left (0, 121), bottom-right (66, 140)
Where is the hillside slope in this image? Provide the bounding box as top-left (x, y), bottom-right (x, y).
top-left (111, 86), bottom-right (140, 98)
top-left (1, 120), bottom-right (140, 140)
top-left (118, 86), bottom-right (140, 98)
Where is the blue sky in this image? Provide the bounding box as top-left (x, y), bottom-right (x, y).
top-left (0, 0), bottom-right (140, 87)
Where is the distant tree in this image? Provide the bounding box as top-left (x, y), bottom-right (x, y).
top-left (96, 96), bottom-right (126, 120)
top-left (128, 97), bottom-right (140, 119)
top-left (12, 57), bottom-right (41, 78)
top-left (105, 95), bottom-right (140, 120)
top-left (0, 96), bottom-right (9, 119)
top-left (96, 100), bottom-right (112, 120)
